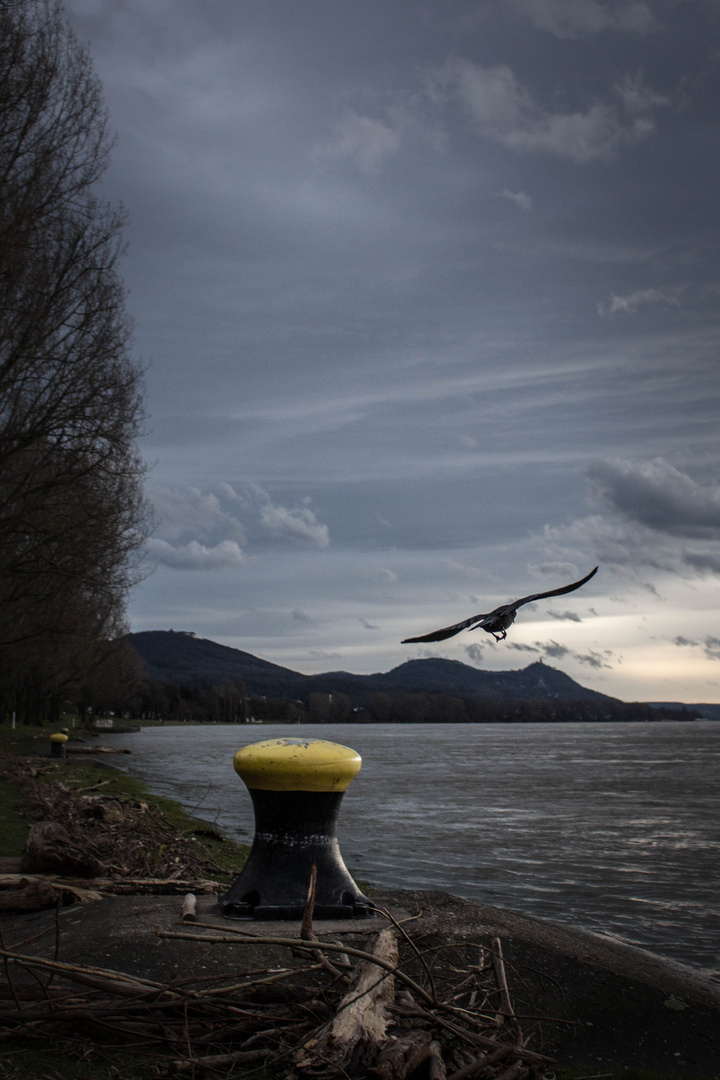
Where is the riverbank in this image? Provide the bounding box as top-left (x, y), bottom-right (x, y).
top-left (0, 723), bottom-right (249, 885)
top-left (1, 726), bottom-right (719, 1079)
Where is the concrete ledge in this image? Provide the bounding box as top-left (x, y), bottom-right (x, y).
top-left (2, 888), bottom-right (718, 1076)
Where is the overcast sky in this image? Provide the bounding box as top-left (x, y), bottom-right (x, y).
top-left (65, 0), bottom-right (720, 703)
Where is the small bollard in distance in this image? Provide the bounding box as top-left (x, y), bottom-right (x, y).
top-left (49, 732), bottom-right (69, 759)
top-left (221, 737), bottom-right (374, 920)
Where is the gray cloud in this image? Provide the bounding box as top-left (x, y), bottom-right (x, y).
top-left (314, 112), bottom-right (402, 176)
top-left (541, 641), bottom-right (613, 668)
top-left (502, 189), bottom-right (533, 211)
top-left (542, 640), bottom-right (571, 659)
top-left (427, 58), bottom-right (666, 162)
top-left (597, 288), bottom-right (680, 316)
top-left (587, 459), bottom-right (720, 539)
top-left (149, 484), bottom-right (246, 545)
top-left (674, 636), bottom-right (720, 661)
top-left (513, 0), bottom-right (655, 38)
top-left (464, 643), bottom-right (487, 664)
top-left (684, 551), bottom-right (720, 575)
top-left (547, 609), bottom-right (583, 622)
top-left (146, 538), bottom-right (245, 571)
top-left (260, 502), bottom-right (330, 548)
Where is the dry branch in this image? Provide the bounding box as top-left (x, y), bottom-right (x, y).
top-left (0, 892), bottom-right (555, 1079)
top-left (295, 928), bottom-right (398, 1076)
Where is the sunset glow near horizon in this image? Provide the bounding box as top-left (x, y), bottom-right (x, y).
top-left (68, 1), bottom-right (720, 705)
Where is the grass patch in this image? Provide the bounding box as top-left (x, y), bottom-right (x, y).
top-left (0, 722), bottom-right (248, 876)
top-left (0, 772), bottom-right (29, 857)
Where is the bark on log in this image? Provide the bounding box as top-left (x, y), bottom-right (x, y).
top-left (181, 893), bottom-right (197, 922)
top-left (0, 875), bottom-right (221, 895)
top-left (295, 927), bottom-right (398, 1076)
top-left (428, 1040), bottom-right (448, 1080)
top-left (0, 879), bottom-right (57, 911)
top-left (372, 1030), bottom-right (434, 1080)
top-left (66, 746), bottom-right (130, 754)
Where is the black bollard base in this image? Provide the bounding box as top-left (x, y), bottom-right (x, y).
top-left (221, 789), bottom-right (375, 920)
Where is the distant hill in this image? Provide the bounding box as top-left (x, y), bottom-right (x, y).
top-left (127, 630), bottom-right (617, 705)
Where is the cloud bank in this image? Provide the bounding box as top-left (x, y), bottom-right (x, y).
top-left (427, 60), bottom-right (666, 162)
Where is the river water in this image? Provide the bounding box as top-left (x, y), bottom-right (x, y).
top-left (105, 721), bottom-right (720, 974)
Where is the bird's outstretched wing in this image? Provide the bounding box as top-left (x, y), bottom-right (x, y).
top-left (401, 567), bottom-right (598, 644)
top-left (402, 612), bottom-right (491, 644)
top-left (504, 565), bottom-right (598, 612)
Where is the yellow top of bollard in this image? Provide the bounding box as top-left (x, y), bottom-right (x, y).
top-left (233, 738), bottom-right (362, 792)
top-left (50, 732), bottom-right (69, 743)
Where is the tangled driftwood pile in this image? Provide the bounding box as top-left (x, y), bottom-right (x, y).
top-left (1, 899), bottom-right (555, 1079)
top-left (1, 757), bottom-right (231, 893)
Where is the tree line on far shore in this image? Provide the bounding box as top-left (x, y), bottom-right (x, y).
top-left (62, 659), bottom-right (702, 726)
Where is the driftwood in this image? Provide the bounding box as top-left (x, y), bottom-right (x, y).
top-left (0, 915), bottom-right (556, 1080)
top-left (66, 745), bottom-right (130, 754)
top-left (0, 878), bottom-right (58, 912)
top-left (19, 821), bottom-right (105, 877)
top-left (181, 892), bottom-right (197, 921)
top-left (7, 764), bottom-right (236, 884)
top-left (373, 1030), bottom-right (435, 1080)
top-left (2, 878), bottom-right (104, 910)
top-left (0, 873), bottom-right (222, 901)
top-left (295, 927), bottom-right (398, 1076)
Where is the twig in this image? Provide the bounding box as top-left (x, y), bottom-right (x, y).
top-left (301, 863), bottom-right (318, 941)
top-left (447, 1044), bottom-right (513, 1080)
top-left (157, 927), bottom-right (437, 1006)
top-left (298, 865), bottom-right (349, 981)
top-left (370, 901), bottom-right (437, 1002)
top-left (490, 936), bottom-right (523, 1043)
top-left (171, 1046), bottom-right (272, 1072)
top-left (0, 920), bottom-right (23, 1012)
top-left (0, 946), bottom-right (169, 996)
top-left (182, 1001), bottom-right (194, 1070)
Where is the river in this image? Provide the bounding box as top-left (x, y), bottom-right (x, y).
top-left (104, 721), bottom-right (720, 974)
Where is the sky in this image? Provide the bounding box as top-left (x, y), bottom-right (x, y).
top-left (64, 0), bottom-right (720, 704)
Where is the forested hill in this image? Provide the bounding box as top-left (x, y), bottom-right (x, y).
top-left (127, 630), bottom-right (616, 705)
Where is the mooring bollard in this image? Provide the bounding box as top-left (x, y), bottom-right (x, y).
top-left (49, 732), bottom-right (68, 759)
top-left (221, 737), bottom-right (374, 920)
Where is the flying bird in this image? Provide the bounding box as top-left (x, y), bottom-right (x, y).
top-left (402, 566), bottom-right (598, 644)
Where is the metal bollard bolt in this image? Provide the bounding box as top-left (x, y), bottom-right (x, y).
top-left (49, 732), bottom-right (68, 759)
top-left (221, 737), bottom-right (374, 920)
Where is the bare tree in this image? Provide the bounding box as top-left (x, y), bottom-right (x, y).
top-left (0, 0), bottom-right (151, 723)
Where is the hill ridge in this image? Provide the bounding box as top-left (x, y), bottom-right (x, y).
top-left (127, 629), bottom-right (615, 705)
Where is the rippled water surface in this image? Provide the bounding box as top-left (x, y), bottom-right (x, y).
top-left (106, 722), bottom-right (720, 972)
